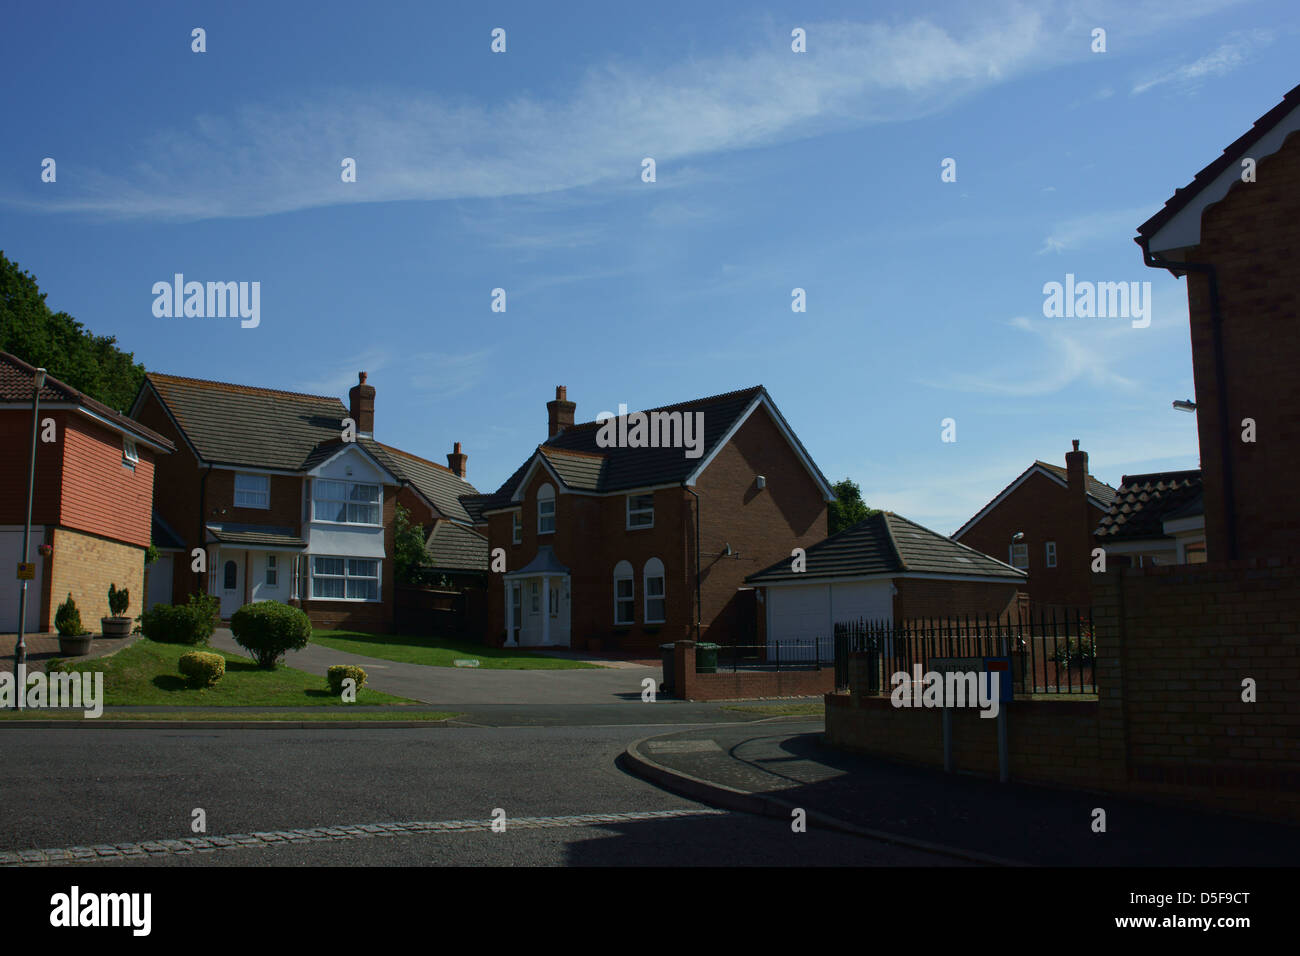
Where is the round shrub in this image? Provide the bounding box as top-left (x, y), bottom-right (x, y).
top-left (139, 593), bottom-right (217, 645)
top-left (231, 601), bottom-right (311, 669)
top-left (327, 665), bottom-right (367, 696)
top-left (178, 651), bottom-right (226, 687)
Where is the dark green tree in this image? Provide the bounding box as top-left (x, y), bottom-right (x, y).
top-left (0, 250), bottom-right (146, 411)
top-left (393, 503), bottom-right (430, 584)
top-left (828, 478), bottom-right (878, 535)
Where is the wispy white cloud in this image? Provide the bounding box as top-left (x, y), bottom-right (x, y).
top-left (1037, 206), bottom-right (1152, 254)
top-left (1132, 29), bottom-right (1274, 95)
top-left (292, 348), bottom-right (396, 397)
top-left (0, 4), bottom-right (1177, 222)
top-left (407, 350), bottom-right (494, 399)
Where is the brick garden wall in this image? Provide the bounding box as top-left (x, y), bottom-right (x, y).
top-left (827, 558), bottom-right (1300, 823)
top-left (670, 640), bottom-right (834, 701)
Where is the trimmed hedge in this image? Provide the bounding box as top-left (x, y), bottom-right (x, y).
top-left (140, 593), bottom-right (218, 645)
top-left (178, 651), bottom-right (226, 687)
top-left (327, 665), bottom-right (368, 696)
top-left (231, 601), bottom-right (311, 669)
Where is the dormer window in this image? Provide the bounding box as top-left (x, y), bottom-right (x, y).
top-left (235, 473), bottom-right (270, 509)
top-left (537, 484), bottom-right (556, 535)
top-left (122, 438), bottom-right (139, 469)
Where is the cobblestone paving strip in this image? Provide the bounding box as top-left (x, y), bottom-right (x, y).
top-left (0, 808), bottom-right (729, 866)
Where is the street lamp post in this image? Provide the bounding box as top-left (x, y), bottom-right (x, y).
top-left (13, 367), bottom-right (46, 700)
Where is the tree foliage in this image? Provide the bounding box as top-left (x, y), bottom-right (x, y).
top-left (0, 250), bottom-right (146, 411)
top-left (394, 502), bottom-right (430, 585)
top-left (828, 478), bottom-right (878, 535)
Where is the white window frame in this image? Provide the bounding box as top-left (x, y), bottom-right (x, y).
top-left (265, 554), bottom-right (279, 587)
top-left (1045, 541), bottom-right (1057, 568)
top-left (1009, 541), bottom-right (1029, 570)
top-left (122, 438), bottom-right (139, 469)
top-left (644, 558), bottom-right (665, 624)
top-left (530, 580), bottom-right (540, 612)
top-left (235, 472), bottom-right (270, 510)
top-left (614, 560), bottom-right (634, 625)
top-left (310, 555), bottom-right (381, 602)
top-left (512, 511), bottom-right (522, 544)
top-left (537, 484), bottom-right (556, 535)
top-left (626, 493), bottom-right (655, 530)
top-left (312, 479), bottom-right (382, 526)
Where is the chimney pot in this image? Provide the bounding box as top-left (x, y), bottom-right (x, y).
top-left (547, 386), bottom-right (576, 439)
top-left (447, 441), bottom-right (468, 479)
top-left (1072, 439), bottom-right (1079, 451)
top-left (348, 372), bottom-right (376, 437)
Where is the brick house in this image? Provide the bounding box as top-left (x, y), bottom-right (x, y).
top-left (0, 350), bottom-right (173, 632)
top-left (465, 385), bottom-right (835, 650)
top-left (1094, 470), bottom-right (1206, 567)
top-left (951, 441), bottom-right (1115, 610)
top-left (746, 511), bottom-right (1025, 659)
top-left (1136, 82), bottom-right (1300, 561)
top-left (129, 370), bottom-right (480, 631)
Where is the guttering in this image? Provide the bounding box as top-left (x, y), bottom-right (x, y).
top-left (684, 484), bottom-right (702, 641)
top-left (1139, 238), bottom-right (1238, 560)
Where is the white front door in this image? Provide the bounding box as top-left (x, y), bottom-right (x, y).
top-left (547, 578), bottom-right (570, 647)
top-left (219, 552), bottom-right (244, 618)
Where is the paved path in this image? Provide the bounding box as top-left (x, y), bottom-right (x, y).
top-left (0, 633), bottom-right (136, 674)
top-left (624, 720), bottom-right (1300, 866)
top-left (209, 628), bottom-right (660, 706)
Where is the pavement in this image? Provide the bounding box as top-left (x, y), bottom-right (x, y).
top-left (0, 632), bottom-right (135, 674)
top-left (623, 719), bottom-right (1300, 867)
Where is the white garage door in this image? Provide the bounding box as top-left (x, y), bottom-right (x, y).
top-left (147, 553), bottom-right (174, 610)
top-left (767, 580), bottom-right (893, 661)
top-left (0, 528), bottom-right (46, 633)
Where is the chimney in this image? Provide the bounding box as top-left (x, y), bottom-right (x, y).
top-left (1065, 439), bottom-right (1088, 496)
top-left (447, 441), bottom-right (467, 479)
top-left (349, 372), bottom-right (375, 438)
top-left (547, 385), bottom-right (575, 438)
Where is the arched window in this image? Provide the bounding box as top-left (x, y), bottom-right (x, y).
top-left (644, 558), bottom-right (665, 623)
top-left (613, 560), bottom-right (634, 625)
top-left (537, 484), bottom-right (556, 535)
top-left (223, 560), bottom-right (238, 590)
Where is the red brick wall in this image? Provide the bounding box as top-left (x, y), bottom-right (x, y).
top-left (955, 467), bottom-right (1100, 609)
top-left (670, 640), bottom-right (834, 701)
top-left (1179, 130), bottom-right (1300, 561)
top-left (132, 390), bottom-right (204, 602)
top-left (483, 403), bottom-right (828, 650)
top-left (892, 578), bottom-right (1020, 621)
top-left (828, 558), bottom-right (1300, 823)
top-left (205, 469), bottom-right (303, 532)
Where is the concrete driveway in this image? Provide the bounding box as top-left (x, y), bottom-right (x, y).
top-left (209, 629), bottom-right (659, 706)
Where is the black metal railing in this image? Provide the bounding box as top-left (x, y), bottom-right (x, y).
top-left (705, 639), bottom-right (825, 673)
top-left (833, 609), bottom-right (1096, 696)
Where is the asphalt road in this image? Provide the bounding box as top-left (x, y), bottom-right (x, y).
top-left (0, 725), bottom-right (953, 866)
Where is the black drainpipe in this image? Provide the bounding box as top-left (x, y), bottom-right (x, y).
top-left (684, 484), bottom-right (702, 642)
top-left (1140, 239), bottom-right (1238, 560)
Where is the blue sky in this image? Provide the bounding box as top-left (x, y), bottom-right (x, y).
top-left (2, 0), bottom-right (1294, 533)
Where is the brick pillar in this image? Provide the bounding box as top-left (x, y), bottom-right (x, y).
top-left (673, 640), bottom-right (696, 700)
top-left (1092, 567), bottom-right (1129, 787)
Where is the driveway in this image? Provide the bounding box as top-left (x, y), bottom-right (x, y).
top-left (209, 629), bottom-right (660, 706)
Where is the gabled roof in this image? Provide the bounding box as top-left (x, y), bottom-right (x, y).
top-left (365, 441), bottom-right (478, 524)
top-left (952, 460), bottom-right (1116, 540)
top-left (1095, 470), bottom-right (1203, 542)
top-left (746, 512), bottom-right (1026, 586)
top-left (136, 372), bottom-right (479, 517)
top-left (474, 385), bottom-right (833, 513)
top-left (1137, 83), bottom-right (1300, 256)
top-left (1, 351), bottom-right (174, 451)
top-left (139, 373), bottom-right (347, 469)
top-left (423, 520), bottom-right (488, 572)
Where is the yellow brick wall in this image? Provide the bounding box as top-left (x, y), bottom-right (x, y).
top-left (46, 527), bottom-right (145, 632)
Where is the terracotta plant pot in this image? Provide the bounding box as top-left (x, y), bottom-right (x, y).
top-left (58, 635), bottom-right (93, 656)
top-left (100, 617), bottom-right (133, 639)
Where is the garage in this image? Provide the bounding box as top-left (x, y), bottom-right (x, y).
top-left (0, 527), bottom-right (46, 633)
top-left (766, 581), bottom-right (892, 661)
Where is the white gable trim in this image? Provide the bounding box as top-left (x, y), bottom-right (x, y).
top-left (1148, 103), bottom-right (1300, 254)
top-left (684, 392), bottom-right (835, 501)
top-left (306, 443), bottom-right (401, 484)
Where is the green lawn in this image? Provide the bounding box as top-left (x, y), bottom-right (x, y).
top-left (44, 638), bottom-right (413, 706)
top-left (310, 630), bottom-right (600, 669)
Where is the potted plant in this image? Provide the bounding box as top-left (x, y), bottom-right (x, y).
top-left (55, 593), bottom-right (92, 656)
top-left (101, 583), bottom-right (133, 639)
